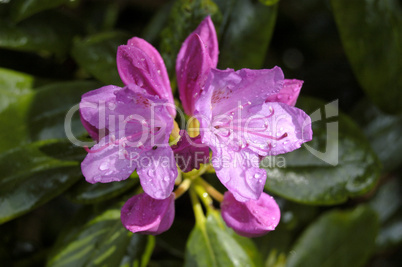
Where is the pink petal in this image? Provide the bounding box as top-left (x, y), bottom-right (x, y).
top-left (137, 147), bottom-right (178, 199)
top-left (127, 37), bottom-right (171, 96)
top-left (121, 192), bottom-right (175, 235)
top-left (81, 133), bottom-right (137, 184)
top-left (221, 191), bottom-right (280, 237)
top-left (192, 16), bottom-right (219, 67)
top-left (195, 67), bottom-right (285, 120)
top-left (210, 147), bottom-right (266, 202)
top-left (265, 79), bottom-right (303, 106)
top-left (117, 43), bottom-right (175, 117)
top-left (244, 102), bottom-right (313, 156)
top-left (176, 33), bottom-right (212, 115)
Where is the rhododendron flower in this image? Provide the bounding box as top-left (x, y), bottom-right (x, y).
top-left (121, 192), bottom-right (175, 235)
top-left (80, 84), bottom-right (177, 199)
top-left (194, 68), bottom-right (312, 202)
top-left (221, 191), bottom-right (280, 237)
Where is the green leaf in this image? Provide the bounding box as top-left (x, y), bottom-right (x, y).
top-left (352, 99), bottom-right (402, 171)
top-left (287, 206), bottom-right (379, 267)
top-left (71, 31), bottom-right (132, 86)
top-left (331, 0), bottom-right (402, 114)
top-left (47, 206), bottom-right (154, 267)
top-left (0, 67), bottom-right (33, 112)
top-left (263, 97), bottom-right (382, 205)
top-left (216, 0), bottom-right (278, 69)
top-left (0, 80), bottom-right (100, 152)
top-left (369, 177), bottom-right (402, 252)
top-left (9, 0), bottom-right (74, 22)
top-left (185, 210), bottom-right (262, 267)
top-left (160, 0), bottom-right (221, 76)
top-left (0, 140), bottom-right (82, 224)
top-left (258, 0), bottom-right (280, 6)
top-left (0, 12), bottom-right (80, 56)
top-left (66, 174), bottom-right (139, 204)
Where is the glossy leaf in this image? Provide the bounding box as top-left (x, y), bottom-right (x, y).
top-left (0, 12), bottom-right (79, 56)
top-left (0, 67), bottom-right (33, 112)
top-left (0, 140), bottom-right (82, 224)
top-left (71, 31), bottom-right (131, 86)
top-left (216, 0), bottom-right (278, 69)
top-left (287, 206), bottom-right (379, 267)
top-left (0, 80), bottom-right (100, 152)
top-left (331, 0), bottom-right (402, 114)
top-left (369, 177), bottom-right (402, 252)
top-left (9, 0), bottom-right (73, 22)
top-left (185, 210), bottom-right (262, 267)
top-left (263, 97), bottom-right (381, 205)
top-left (160, 0), bottom-right (220, 76)
top-left (352, 99), bottom-right (402, 171)
top-left (47, 207), bottom-right (155, 267)
top-left (66, 174), bottom-right (139, 204)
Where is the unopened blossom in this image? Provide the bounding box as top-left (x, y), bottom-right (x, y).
top-left (117, 37), bottom-right (176, 117)
top-left (176, 16), bottom-right (218, 116)
top-left (171, 130), bottom-right (210, 172)
top-left (80, 84), bottom-right (177, 199)
top-left (121, 192), bottom-right (175, 235)
top-left (221, 191), bottom-right (280, 237)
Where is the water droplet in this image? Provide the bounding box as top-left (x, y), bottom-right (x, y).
top-left (157, 69), bottom-right (161, 74)
top-left (147, 169), bottom-right (155, 177)
top-left (141, 58), bottom-right (145, 61)
top-left (238, 105), bottom-right (244, 109)
top-left (193, 92), bottom-right (199, 98)
top-left (254, 173), bottom-right (262, 179)
top-left (277, 95), bottom-right (282, 100)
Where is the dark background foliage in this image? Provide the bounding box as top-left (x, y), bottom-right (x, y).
top-left (0, 0), bottom-right (401, 266)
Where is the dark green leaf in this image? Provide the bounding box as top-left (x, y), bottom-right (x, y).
top-left (185, 210), bottom-right (262, 267)
top-left (258, 0), bottom-right (280, 6)
top-left (0, 12), bottom-right (80, 56)
top-left (9, 0), bottom-right (73, 22)
top-left (0, 80), bottom-right (100, 152)
top-left (66, 174), bottom-right (139, 204)
top-left (369, 177), bottom-right (402, 252)
top-left (0, 140), bottom-right (82, 224)
top-left (0, 67), bottom-right (33, 112)
top-left (352, 99), bottom-right (402, 171)
top-left (287, 206), bottom-right (379, 267)
top-left (216, 0), bottom-right (278, 69)
top-left (263, 97), bottom-right (382, 205)
top-left (47, 206), bottom-right (154, 267)
top-left (160, 0), bottom-right (221, 76)
top-left (369, 178), bottom-right (402, 223)
top-left (331, 0), bottom-right (402, 114)
top-left (71, 31), bottom-right (132, 86)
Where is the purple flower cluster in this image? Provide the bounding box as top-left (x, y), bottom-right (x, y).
top-left (79, 16), bottom-right (312, 237)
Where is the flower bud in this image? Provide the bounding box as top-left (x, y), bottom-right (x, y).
top-left (121, 192), bottom-right (175, 235)
top-left (221, 191), bottom-right (280, 237)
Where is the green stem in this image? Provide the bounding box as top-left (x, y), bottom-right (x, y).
top-left (189, 187), bottom-right (205, 225)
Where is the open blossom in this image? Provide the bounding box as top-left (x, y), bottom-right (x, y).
top-left (80, 84), bottom-right (178, 200)
top-left (121, 192), bottom-right (175, 235)
top-left (221, 191), bottom-right (280, 237)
